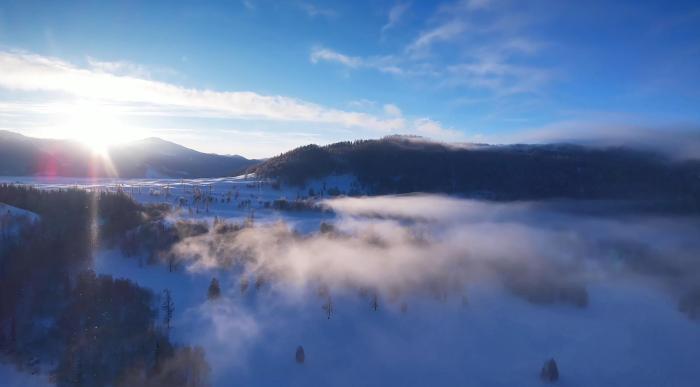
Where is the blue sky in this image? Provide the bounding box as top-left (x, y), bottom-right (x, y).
top-left (0, 0), bottom-right (699, 157)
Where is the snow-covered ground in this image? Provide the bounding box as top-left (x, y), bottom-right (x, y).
top-left (0, 175), bottom-right (339, 231)
top-left (2, 175), bottom-right (700, 386)
top-left (1, 202), bottom-right (39, 237)
top-left (0, 202), bottom-right (40, 221)
top-left (0, 362), bottom-right (51, 387)
top-left (94, 248), bottom-right (700, 387)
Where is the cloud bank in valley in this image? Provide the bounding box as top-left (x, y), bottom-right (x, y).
top-left (156, 194), bottom-right (700, 386)
top-left (169, 195), bottom-right (700, 310)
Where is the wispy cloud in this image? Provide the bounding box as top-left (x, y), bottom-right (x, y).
top-left (381, 3), bottom-right (411, 35)
top-left (298, 2), bottom-right (336, 19)
top-left (406, 20), bottom-right (466, 56)
top-left (310, 47), bottom-right (404, 75)
top-left (310, 48), bottom-right (363, 68)
top-left (86, 57), bottom-right (179, 79)
top-left (0, 50), bottom-right (404, 132)
top-left (383, 103), bottom-right (402, 117)
top-left (313, 0), bottom-right (552, 97)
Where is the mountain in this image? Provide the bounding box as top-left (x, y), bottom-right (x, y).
top-left (248, 135), bottom-right (700, 203)
top-left (0, 130), bottom-right (256, 178)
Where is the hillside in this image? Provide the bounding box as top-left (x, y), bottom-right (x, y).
top-left (248, 136), bottom-right (700, 202)
top-left (0, 130), bottom-right (256, 178)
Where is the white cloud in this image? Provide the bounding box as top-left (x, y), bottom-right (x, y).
top-left (310, 47), bottom-right (405, 75)
top-left (412, 118), bottom-right (465, 141)
top-left (383, 103), bottom-right (402, 117)
top-left (347, 99), bottom-right (377, 110)
top-left (312, 0), bottom-right (551, 99)
top-left (310, 48), bottom-right (362, 68)
top-left (500, 119), bottom-right (700, 160)
top-left (298, 2), bottom-right (336, 18)
top-left (445, 56), bottom-right (551, 95)
top-left (0, 50), bottom-right (404, 132)
top-left (382, 3), bottom-right (411, 34)
top-left (406, 21), bottom-right (466, 55)
top-left (87, 57), bottom-right (179, 79)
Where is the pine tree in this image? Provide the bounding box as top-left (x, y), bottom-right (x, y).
top-left (295, 345), bottom-right (305, 364)
top-left (322, 297), bottom-right (334, 319)
top-left (208, 278), bottom-right (221, 300)
top-left (240, 277), bottom-right (249, 294)
top-left (9, 315), bottom-right (16, 351)
top-left (153, 339), bottom-right (161, 373)
top-left (540, 358), bottom-right (559, 382)
top-left (161, 289), bottom-right (174, 336)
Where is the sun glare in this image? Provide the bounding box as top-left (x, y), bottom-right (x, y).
top-left (59, 100), bottom-right (135, 155)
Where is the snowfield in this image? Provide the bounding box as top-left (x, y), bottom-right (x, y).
top-left (2, 175), bottom-right (700, 386)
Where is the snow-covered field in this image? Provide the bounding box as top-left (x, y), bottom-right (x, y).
top-left (1, 202), bottom-right (40, 238)
top-left (0, 362), bottom-right (51, 387)
top-left (2, 176), bottom-right (700, 386)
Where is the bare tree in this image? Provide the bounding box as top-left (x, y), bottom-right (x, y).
top-left (322, 297), bottom-right (334, 320)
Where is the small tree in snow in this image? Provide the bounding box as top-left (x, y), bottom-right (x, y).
top-left (295, 346), bottom-right (305, 364)
top-left (208, 278), bottom-right (221, 300)
top-left (371, 293), bottom-right (379, 312)
top-left (322, 297), bottom-right (334, 319)
top-left (162, 289), bottom-right (174, 336)
top-left (540, 358), bottom-right (559, 382)
top-left (240, 277), bottom-right (249, 294)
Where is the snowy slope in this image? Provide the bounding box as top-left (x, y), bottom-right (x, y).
top-left (0, 202), bottom-right (40, 222)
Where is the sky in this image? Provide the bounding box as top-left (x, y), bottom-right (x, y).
top-left (0, 0), bottom-right (699, 158)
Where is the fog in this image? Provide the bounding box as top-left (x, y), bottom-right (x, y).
top-left (169, 195), bottom-right (700, 310)
top-left (91, 194), bottom-right (700, 386)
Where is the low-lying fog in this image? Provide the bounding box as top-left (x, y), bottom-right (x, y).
top-left (97, 194), bottom-right (700, 387)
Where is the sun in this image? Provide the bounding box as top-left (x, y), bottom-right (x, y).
top-left (59, 100), bottom-right (134, 155)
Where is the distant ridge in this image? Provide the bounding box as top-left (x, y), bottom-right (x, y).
top-left (0, 130), bottom-right (256, 178)
top-left (248, 135), bottom-right (700, 203)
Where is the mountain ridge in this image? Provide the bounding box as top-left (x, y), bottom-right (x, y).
top-left (247, 135), bottom-right (700, 203)
top-left (0, 130), bottom-right (256, 178)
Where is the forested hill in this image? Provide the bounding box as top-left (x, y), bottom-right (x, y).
top-left (247, 136), bottom-right (700, 202)
top-left (0, 130), bottom-right (257, 178)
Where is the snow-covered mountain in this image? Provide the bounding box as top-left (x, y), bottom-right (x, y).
top-left (248, 136), bottom-right (700, 204)
top-left (0, 130), bottom-right (256, 178)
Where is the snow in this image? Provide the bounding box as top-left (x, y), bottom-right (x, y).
top-left (93, 248), bottom-right (700, 387)
top-left (3, 175), bottom-right (700, 386)
top-left (1, 202), bottom-right (40, 237)
top-left (0, 202), bottom-right (40, 223)
top-left (0, 362), bottom-right (51, 387)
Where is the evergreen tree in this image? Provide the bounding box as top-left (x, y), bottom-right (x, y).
top-left (161, 289), bottom-right (174, 336)
top-left (371, 294), bottom-right (379, 312)
top-left (295, 345), bottom-right (305, 364)
top-left (540, 358), bottom-right (559, 382)
top-left (240, 277), bottom-right (249, 294)
top-left (322, 297), bottom-right (334, 320)
top-left (9, 315), bottom-right (16, 350)
top-left (207, 278), bottom-right (221, 300)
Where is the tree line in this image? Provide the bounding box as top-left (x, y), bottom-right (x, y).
top-left (0, 184), bottom-right (210, 386)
